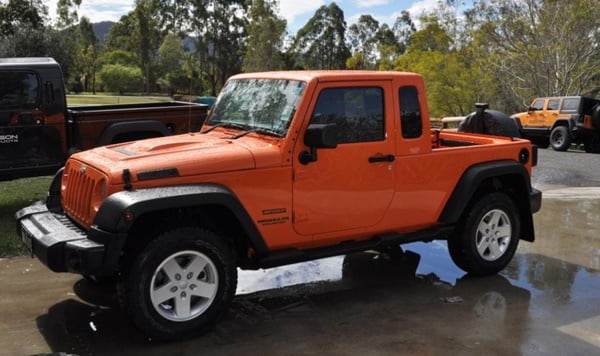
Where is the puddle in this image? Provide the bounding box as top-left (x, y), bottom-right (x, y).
top-left (2, 192), bottom-right (600, 355)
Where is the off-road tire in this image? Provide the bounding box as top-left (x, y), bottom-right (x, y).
top-left (584, 134), bottom-right (600, 154)
top-left (550, 126), bottom-right (571, 151)
top-left (119, 227), bottom-right (237, 340)
top-left (448, 192), bottom-right (520, 276)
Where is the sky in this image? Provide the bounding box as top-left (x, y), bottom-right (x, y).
top-left (42, 0), bottom-right (472, 34)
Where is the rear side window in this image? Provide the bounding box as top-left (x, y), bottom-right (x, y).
top-left (399, 86), bottom-right (422, 139)
top-left (547, 99), bottom-right (560, 111)
top-left (310, 87), bottom-right (384, 144)
top-left (561, 98), bottom-right (580, 113)
top-left (0, 71), bottom-right (39, 109)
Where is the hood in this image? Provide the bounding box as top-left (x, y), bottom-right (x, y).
top-left (71, 131), bottom-right (283, 183)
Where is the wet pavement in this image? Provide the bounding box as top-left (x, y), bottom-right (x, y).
top-left (1, 189), bottom-right (599, 355)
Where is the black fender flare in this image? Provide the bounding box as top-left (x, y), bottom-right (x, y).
top-left (551, 119), bottom-right (576, 138)
top-left (91, 184), bottom-right (269, 255)
top-left (439, 160), bottom-right (536, 242)
top-left (96, 120), bottom-right (170, 146)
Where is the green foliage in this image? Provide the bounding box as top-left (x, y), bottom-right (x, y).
top-left (98, 64), bottom-right (144, 93)
top-left (100, 50), bottom-right (138, 67)
top-left (466, 0), bottom-right (600, 107)
top-left (288, 2), bottom-right (350, 69)
top-left (56, 0), bottom-right (82, 28)
top-left (0, 25), bottom-right (77, 82)
top-left (0, 0), bottom-right (45, 37)
top-left (243, 0), bottom-right (287, 72)
top-left (188, 0), bottom-right (248, 95)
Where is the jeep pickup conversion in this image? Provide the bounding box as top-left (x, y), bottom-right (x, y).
top-left (513, 96), bottom-right (600, 152)
top-left (17, 71), bottom-right (541, 339)
top-left (0, 57), bottom-right (207, 181)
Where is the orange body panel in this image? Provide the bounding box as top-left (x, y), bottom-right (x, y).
top-left (513, 97), bottom-right (569, 128)
top-left (64, 71), bottom-right (535, 253)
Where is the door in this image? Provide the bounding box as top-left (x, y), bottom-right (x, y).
top-left (526, 98), bottom-right (546, 126)
top-left (541, 98), bottom-right (560, 127)
top-left (0, 70), bottom-right (64, 172)
top-left (292, 82), bottom-right (395, 236)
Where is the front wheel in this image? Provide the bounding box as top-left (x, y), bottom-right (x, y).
top-left (120, 227), bottom-right (237, 340)
top-left (550, 126), bottom-right (571, 151)
top-left (448, 192), bottom-right (520, 276)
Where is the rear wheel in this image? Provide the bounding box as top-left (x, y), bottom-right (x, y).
top-left (120, 227), bottom-right (237, 340)
top-left (550, 126), bottom-right (571, 151)
top-left (584, 134), bottom-right (600, 153)
top-left (448, 192), bottom-right (520, 276)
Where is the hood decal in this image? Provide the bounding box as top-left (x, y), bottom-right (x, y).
top-left (137, 167), bottom-right (180, 181)
top-left (113, 146), bottom-right (139, 156)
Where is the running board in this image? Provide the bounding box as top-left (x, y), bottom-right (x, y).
top-left (256, 225), bottom-right (454, 269)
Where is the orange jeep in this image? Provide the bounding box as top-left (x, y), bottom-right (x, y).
top-left (17, 71), bottom-right (541, 339)
top-left (513, 96), bottom-right (600, 152)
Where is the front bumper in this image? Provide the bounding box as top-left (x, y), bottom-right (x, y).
top-left (16, 202), bottom-right (122, 277)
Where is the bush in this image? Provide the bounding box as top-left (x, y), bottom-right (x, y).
top-left (98, 64), bottom-right (144, 94)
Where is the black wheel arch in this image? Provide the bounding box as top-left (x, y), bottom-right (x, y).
top-left (439, 160), bottom-right (536, 242)
top-left (91, 184), bottom-right (269, 266)
top-left (97, 120), bottom-right (171, 146)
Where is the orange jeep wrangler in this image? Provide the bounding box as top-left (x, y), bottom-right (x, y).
top-left (513, 96), bottom-right (600, 152)
top-left (17, 71), bottom-right (541, 339)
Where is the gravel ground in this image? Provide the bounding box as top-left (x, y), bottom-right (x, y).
top-left (532, 147), bottom-right (600, 188)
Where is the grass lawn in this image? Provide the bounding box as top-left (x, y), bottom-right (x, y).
top-left (0, 176), bottom-right (53, 257)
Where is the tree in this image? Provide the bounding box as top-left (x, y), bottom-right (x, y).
top-left (74, 17), bottom-right (99, 93)
top-left (391, 10), bottom-right (416, 55)
top-left (0, 26), bottom-right (77, 82)
top-left (56, 0), bottom-right (82, 28)
top-left (157, 33), bottom-right (191, 95)
top-left (466, 0), bottom-right (600, 107)
top-left (98, 64), bottom-right (144, 94)
top-left (187, 0), bottom-right (247, 95)
top-left (288, 2), bottom-right (350, 69)
top-left (346, 14), bottom-right (380, 69)
top-left (243, 0), bottom-right (286, 72)
top-left (0, 0), bottom-right (46, 37)
top-left (394, 16), bottom-right (491, 117)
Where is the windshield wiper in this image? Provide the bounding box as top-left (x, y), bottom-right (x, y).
top-left (230, 128), bottom-right (283, 139)
top-left (201, 122), bottom-right (248, 134)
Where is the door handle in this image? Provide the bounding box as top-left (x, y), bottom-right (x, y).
top-left (369, 154), bottom-right (395, 163)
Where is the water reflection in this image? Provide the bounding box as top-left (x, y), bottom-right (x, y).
top-left (30, 235), bottom-right (600, 355)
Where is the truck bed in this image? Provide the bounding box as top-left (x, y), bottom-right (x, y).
top-left (68, 101), bottom-right (208, 150)
top-left (431, 129), bottom-right (520, 149)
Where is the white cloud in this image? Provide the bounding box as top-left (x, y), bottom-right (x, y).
top-left (43, 0), bottom-right (134, 24)
top-left (353, 0), bottom-right (390, 9)
top-left (278, 0), bottom-right (325, 26)
top-left (405, 0), bottom-right (439, 20)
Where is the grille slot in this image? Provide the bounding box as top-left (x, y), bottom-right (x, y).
top-left (62, 163), bottom-right (102, 227)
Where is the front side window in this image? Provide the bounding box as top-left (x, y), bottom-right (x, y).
top-left (530, 99), bottom-right (545, 111)
top-left (547, 99), bottom-right (560, 111)
top-left (399, 86), bottom-right (422, 139)
top-left (207, 79), bottom-right (306, 137)
top-left (310, 87), bottom-right (384, 144)
top-left (0, 71), bottom-right (39, 109)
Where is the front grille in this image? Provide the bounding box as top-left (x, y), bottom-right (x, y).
top-left (62, 161), bottom-right (104, 227)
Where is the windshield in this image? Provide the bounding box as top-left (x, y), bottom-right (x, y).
top-left (206, 79), bottom-right (306, 137)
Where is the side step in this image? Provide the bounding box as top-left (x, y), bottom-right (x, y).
top-left (256, 225), bottom-right (454, 269)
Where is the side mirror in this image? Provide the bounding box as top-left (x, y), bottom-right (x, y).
top-left (299, 124), bottom-right (337, 164)
top-left (304, 123), bottom-right (337, 148)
